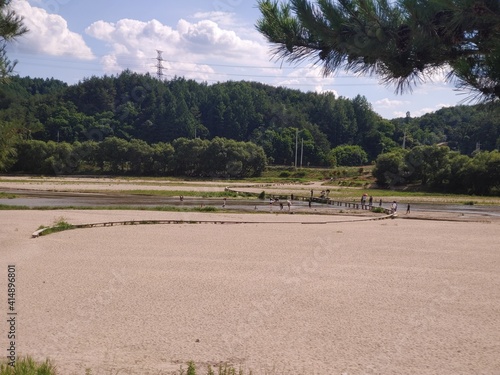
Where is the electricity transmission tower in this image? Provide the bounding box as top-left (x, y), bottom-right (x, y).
top-left (155, 50), bottom-right (165, 80)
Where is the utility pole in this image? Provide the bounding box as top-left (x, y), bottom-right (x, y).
top-left (403, 111), bottom-right (410, 149)
top-left (294, 128), bottom-right (298, 169)
top-left (300, 138), bottom-right (304, 168)
top-left (156, 50), bottom-right (165, 80)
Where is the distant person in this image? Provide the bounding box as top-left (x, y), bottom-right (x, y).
top-left (310, 189), bottom-right (314, 198)
top-left (287, 200), bottom-right (291, 211)
top-left (308, 198), bottom-right (312, 208)
top-left (391, 201), bottom-right (398, 213)
top-left (280, 202), bottom-right (284, 210)
top-left (369, 196), bottom-right (373, 208)
top-left (222, 197), bottom-right (227, 208)
top-left (379, 199), bottom-right (382, 207)
top-left (406, 204), bottom-right (411, 214)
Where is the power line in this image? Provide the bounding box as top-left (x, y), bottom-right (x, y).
top-left (11, 52), bottom-right (386, 87)
top-left (12, 50), bottom-right (371, 77)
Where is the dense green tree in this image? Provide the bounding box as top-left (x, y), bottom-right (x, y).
top-left (1, 0), bottom-right (28, 81)
top-left (127, 139), bottom-right (153, 175)
top-left (256, 0), bottom-right (500, 102)
top-left (150, 142), bottom-right (175, 175)
top-left (374, 147), bottom-right (500, 194)
top-left (98, 137), bottom-right (130, 173)
top-left (404, 145), bottom-right (451, 187)
top-left (13, 139), bottom-right (50, 173)
top-left (0, 0), bottom-right (28, 169)
top-left (0, 120), bottom-right (17, 170)
top-left (74, 141), bottom-right (100, 170)
top-left (330, 144), bottom-right (368, 166)
top-left (372, 150), bottom-right (407, 186)
top-left (171, 137), bottom-right (209, 176)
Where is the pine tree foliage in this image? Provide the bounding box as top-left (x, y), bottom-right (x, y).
top-left (256, 0), bottom-right (500, 102)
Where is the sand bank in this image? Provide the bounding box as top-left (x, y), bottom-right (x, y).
top-left (1, 210), bottom-right (499, 375)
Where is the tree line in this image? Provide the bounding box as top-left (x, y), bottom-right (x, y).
top-left (10, 137), bottom-right (266, 178)
top-left (0, 71), bottom-right (499, 193)
top-left (1, 72), bottom-right (499, 169)
top-left (373, 146), bottom-right (500, 195)
top-left (0, 72), bottom-right (404, 169)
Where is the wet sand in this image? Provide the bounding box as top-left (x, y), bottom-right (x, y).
top-left (1, 209), bottom-right (499, 375)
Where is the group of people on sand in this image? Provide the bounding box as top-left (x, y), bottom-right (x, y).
top-left (390, 200), bottom-right (411, 214)
top-left (360, 194), bottom-right (375, 208)
top-left (390, 201), bottom-right (411, 214)
top-left (360, 194), bottom-right (411, 214)
top-left (219, 193), bottom-right (410, 214)
top-left (269, 197), bottom-right (292, 211)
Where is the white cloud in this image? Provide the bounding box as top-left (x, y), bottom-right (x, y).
top-left (375, 98), bottom-right (410, 109)
top-left (398, 103), bottom-right (452, 118)
top-left (315, 86), bottom-right (339, 98)
top-left (11, 0), bottom-right (94, 60)
top-left (192, 11), bottom-right (237, 27)
top-left (85, 16), bottom-right (268, 78)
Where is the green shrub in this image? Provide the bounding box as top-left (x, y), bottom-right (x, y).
top-left (292, 171), bottom-right (306, 178)
top-left (196, 206), bottom-right (217, 212)
top-left (187, 361), bottom-right (196, 375)
top-left (0, 356), bottom-right (56, 375)
top-left (38, 217), bottom-right (75, 236)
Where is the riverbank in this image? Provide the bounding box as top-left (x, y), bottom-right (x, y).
top-left (1, 209), bottom-right (499, 375)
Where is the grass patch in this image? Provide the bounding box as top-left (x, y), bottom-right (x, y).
top-left (38, 217), bottom-right (75, 236)
top-left (0, 356), bottom-right (56, 375)
top-left (319, 187), bottom-right (500, 204)
top-left (0, 357), bottom-right (256, 375)
top-left (104, 190), bottom-right (255, 198)
top-left (0, 192), bottom-right (17, 199)
top-left (1, 204), bottom-right (223, 213)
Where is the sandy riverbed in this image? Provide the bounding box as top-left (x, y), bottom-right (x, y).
top-left (1, 209), bottom-right (499, 375)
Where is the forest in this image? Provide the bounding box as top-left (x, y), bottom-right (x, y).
top-left (0, 71), bottom-right (499, 191)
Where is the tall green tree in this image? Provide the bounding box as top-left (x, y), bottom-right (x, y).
top-left (256, 0), bottom-right (500, 102)
top-left (1, 0), bottom-right (28, 81)
top-left (0, 0), bottom-right (27, 169)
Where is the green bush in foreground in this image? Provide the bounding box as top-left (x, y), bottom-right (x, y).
top-left (37, 218), bottom-right (75, 236)
top-left (0, 357), bottom-right (256, 375)
top-left (0, 357), bottom-right (56, 375)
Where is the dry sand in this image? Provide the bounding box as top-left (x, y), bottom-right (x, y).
top-left (1, 209), bottom-right (499, 375)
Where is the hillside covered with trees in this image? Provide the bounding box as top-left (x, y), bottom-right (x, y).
top-left (0, 71), bottom-right (499, 185)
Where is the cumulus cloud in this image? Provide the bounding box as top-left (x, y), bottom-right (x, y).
top-left (10, 0), bottom-right (94, 60)
top-left (192, 11), bottom-right (236, 27)
top-left (85, 16), bottom-right (268, 79)
top-left (315, 86), bottom-right (339, 97)
top-left (397, 103), bottom-right (452, 118)
top-left (375, 98), bottom-right (410, 109)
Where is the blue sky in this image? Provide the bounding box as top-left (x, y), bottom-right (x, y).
top-left (8, 0), bottom-right (470, 119)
